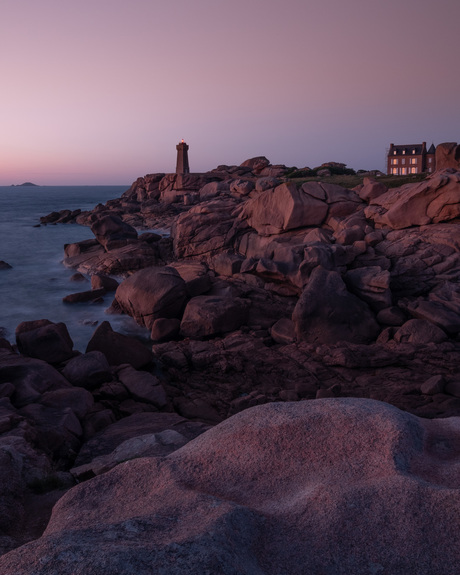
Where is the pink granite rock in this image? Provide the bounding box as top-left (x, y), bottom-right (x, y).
top-left (150, 317), bottom-right (180, 342)
top-left (241, 182), bottom-right (329, 235)
top-left (270, 317), bottom-right (296, 344)
top-left (365, 170), bottom-right (460, 229)
top-left (169, 261), bottom-right (212, 297)
top-left (61, 351), bottom-right (112, 390)
top-left (62, 288), bottom-right (106, 304)
top-left (15, 320), bottom-right (74, 364)
top-left (198, 180), bottom-right (231, 201)
top-left (115, 266), bottom-right (188, 329)
top-left (357, 177), bottom-right (389, 202)
top-left (229, 179), bottom-right (254, 197)
top-left (293, 266), bottom-right (380, 344)
top-left (394, 319), bottom-right (448, 344)
top-left (116, 365), bottom-right (167, 409)
top-left (345, 265), bottom-right (392, 311)
top-left (180, 295), bottom-right (250, 339)
top-left (435, 142), bottom-right (460, 171)
top-left (239, 155), bottom-right (270, 173)
top-left (74, 411), bottom-right (209, 468)
top-left (255, 176), bottom-right (280, 191)
top-left (0, 350), bottom-right (72, 408)
top-left (0, 435), bottom-right (52, 555)
top-left (172, 198), bottom-right (240, 258)
top-left (90, 214), bottom-right (138, 251)
top-left (90, 274), bottom-right (119, 291)
top-left (3, 399), bottom-right (460, 574)
top-left (40, 387), bottom-right (94, 420)
top-left (86, 322), bottom-right (152, 368)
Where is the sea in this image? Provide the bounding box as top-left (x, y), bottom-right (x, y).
top-left (0, 185), bottom-right (150, 352)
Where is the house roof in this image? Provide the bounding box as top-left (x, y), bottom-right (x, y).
top-left (427, 143), bottom-right (436, 154)
top-left (390, 143), bottom-right (425, 156)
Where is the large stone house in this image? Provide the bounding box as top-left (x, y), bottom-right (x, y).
top-left (387, 142), bottom-right (436, 175)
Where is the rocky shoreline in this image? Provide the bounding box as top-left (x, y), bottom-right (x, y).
top-left (2, 143), bottom-right (460, 573)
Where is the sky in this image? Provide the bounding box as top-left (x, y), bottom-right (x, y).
top-left (1, 0), bottom-right (459, 185)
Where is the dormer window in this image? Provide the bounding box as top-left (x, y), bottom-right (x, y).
top-left (402, 150), bottom-right (406, 155)
top-left (393, 150), bottom-right (397, 155)
top-left (412, 149), bottom-right (416, 154)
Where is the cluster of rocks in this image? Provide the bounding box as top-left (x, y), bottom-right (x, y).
top-left (46, 148), bottom-right (460, 422)
top-left (0, 319), bottom-right (209, 555)
top-left (24, 146), bottom-right (460, 426)
top-left (2, 142), bottom-right (460, 571)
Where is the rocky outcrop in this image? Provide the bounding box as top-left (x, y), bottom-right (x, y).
top-left (435, 141), bottom-right (460, 171)
top-left (240, 181), bottom-right (361, 236)
top-left (90, 214), bottom-right (138, 251)
top-left (172, 198), bottom-right (242, 259)
top-left (0, 321), bottom-right (212, 554)
top-left (292, 266), bottom-right (380, 344)
top-left (365, 170), bottom-right (460, 229)
top-left (3, 399), bottom-right (460, 574)
top-left (13, 161), bottom-right (460, 569)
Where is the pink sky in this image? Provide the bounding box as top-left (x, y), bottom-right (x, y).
top-left (1, 0), bottom-right (459, 185)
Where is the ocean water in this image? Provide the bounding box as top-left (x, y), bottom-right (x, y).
top-left (0, 185), bottom-right (149, 352)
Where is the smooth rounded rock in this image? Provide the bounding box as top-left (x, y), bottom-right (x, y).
top-left (115, 266), bottom-right (188, 329)
top-left (4, 399), bottom-right (460, 574)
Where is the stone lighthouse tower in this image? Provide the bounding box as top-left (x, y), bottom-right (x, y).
top-left (176, 140), bottom-right (190, 174)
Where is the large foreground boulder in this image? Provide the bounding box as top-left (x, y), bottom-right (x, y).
top-left (2, 398), bottom-right (460, 574)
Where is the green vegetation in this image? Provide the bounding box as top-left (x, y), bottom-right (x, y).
top-left (286, 171), bottom-right (428, 190)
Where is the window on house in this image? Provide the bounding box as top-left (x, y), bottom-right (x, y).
top-left (410, 167), bottom-right (417, 174)
top-left (410, 158), bottom-right (417, 164)
top-left (391, 159), bottom-right (398, 165)
top-left (392, 167), bottom-right (399, 174)
top-left (402, 150), bottom-right (406, 155)
top-left (412, 149), bottom-right (416, 154)
top-left (429, 158), bottom-right (432, 163)
top-left (402, 159), bottom-right (405, 164)
top-left (401, 168), bottom-right (407, 175)
top-left (393, 150), bottom-right (397, 155)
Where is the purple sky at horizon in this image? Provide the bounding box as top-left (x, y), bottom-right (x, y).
top-left (1, 0), bottom-right (459, 185)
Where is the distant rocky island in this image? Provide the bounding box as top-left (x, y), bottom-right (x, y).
top-left (11, 182), bottom-right (39, 187)
top-left (1, 141), bottom-right (460, 574)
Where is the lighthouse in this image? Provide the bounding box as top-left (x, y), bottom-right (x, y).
top-left (176, 140), bottom-right (190, 174)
